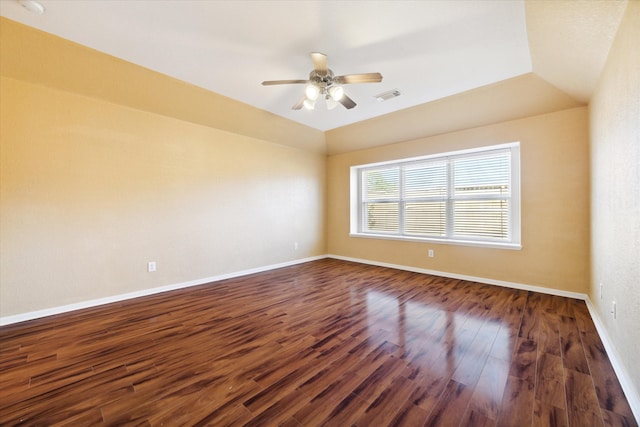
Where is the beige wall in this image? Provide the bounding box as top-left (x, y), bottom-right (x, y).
top-left (327, 107), bottom-right (590, 294)
top-left (0, 18), bottom-right (327, 318)
top-left (0, 76), bottom-right (326, 317)
top-left (589, 1), bottom-right (640, 398)
top-left (325, 73), bottom-right (582, 155)
top-left (0, 18), bottom-right (325, 154)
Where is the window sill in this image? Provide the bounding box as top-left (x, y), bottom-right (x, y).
top-left (349, 232), bottom-right (522, 250)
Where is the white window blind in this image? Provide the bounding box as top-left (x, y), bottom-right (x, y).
top-left (353, 143), bottom-right (520, 248)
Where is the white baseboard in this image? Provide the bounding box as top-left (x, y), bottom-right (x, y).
top-left (584, 297), bottom-right (640, 422)
top-left (0, 254), bottom-right (585, 326)
top-left (327, 254), bottom-right (588, 300)
top-left (0, 255), bottom-right (325, 326)
top-left (328, 254), bottom-right (639, 423)
top-left (328, 255), bottom-right (639, 422)
top-left (2, 253), bottom-right (637, 423)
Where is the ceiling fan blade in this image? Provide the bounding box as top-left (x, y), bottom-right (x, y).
top-left (292, 95), bottom-right (306, 110)
top-left (334, 73), bottom-right (383, 84)
top-left (339, 93), bottom-right (357, 109)
top-left (311, 52), bottom-right (328, 73)
top-left (262, 79), bottom-right (308, 86)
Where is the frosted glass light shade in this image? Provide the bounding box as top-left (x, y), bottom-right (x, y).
top-left (329, 85), bottom-right (344, 101)
top-left (305, 84), bottom-right (320, 100)
top-left (303, 98), bottom-right (316, 110)
top-left (325, 97), bottom-right (338, 110)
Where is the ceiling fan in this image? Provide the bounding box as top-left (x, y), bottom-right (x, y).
top-left (262, 52), bottom-right (383, 111)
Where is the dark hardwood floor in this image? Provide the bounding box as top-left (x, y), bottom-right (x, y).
top-left (0, 258), bottom-right (636, 426)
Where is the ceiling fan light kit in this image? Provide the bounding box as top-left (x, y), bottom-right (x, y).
top-left (305, 84), bottom-right (319, 101)
top-left (262, 52), bottom-right (383, 111)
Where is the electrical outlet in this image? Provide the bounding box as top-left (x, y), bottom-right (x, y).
top-left (428, 249), bottom-right (434, 258)
top-left (610, 301), bottom-right (616, 319)
top-left (148, 261), bottom-right (156, 272)
top-left (294, 241), bottom-right (299, 251)
top-left (599, 283), bottom-right (603, 299)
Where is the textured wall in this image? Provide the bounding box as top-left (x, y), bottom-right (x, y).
top-left (0, 77), bottom-right (326, 317)
top-left (589, 1), bottom-right (640, 400)
top-left (0, 19), bottom-right (327, 319)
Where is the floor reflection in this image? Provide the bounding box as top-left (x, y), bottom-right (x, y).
top-left (364, 286), bottom-right (512, 385)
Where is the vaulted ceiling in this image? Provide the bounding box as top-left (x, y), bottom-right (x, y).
top-left (0, 0), bottom-right (628, 132)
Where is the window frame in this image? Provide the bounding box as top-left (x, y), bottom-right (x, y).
top-left (350, 142), bottom-right (521, 250)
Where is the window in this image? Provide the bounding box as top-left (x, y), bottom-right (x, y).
top-left (350, 143), bottom-right (521, 249)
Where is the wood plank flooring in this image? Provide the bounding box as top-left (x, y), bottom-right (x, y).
top-left (0, 258), bottom-right (636, 426)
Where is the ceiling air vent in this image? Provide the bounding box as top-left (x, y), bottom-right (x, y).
top-left (374, 89), bottom-right (401, 102)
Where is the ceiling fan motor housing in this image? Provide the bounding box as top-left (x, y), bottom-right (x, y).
top-left (309, 69), bottom-right (336, 91)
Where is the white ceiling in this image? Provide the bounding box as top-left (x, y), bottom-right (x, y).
top-left (0, 0), bottom-right (627, 132)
